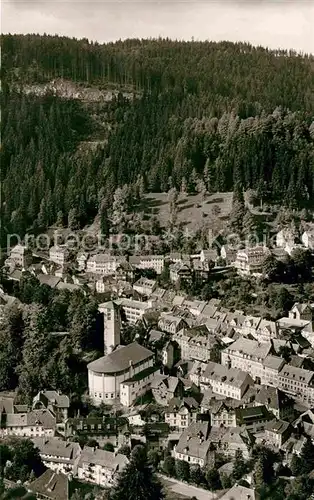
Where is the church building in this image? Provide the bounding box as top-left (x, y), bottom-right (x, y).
top-left (87, 301), bottom-right (158, 406)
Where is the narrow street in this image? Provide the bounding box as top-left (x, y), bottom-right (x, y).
top-left (159, 474), bottom-right (218, 500)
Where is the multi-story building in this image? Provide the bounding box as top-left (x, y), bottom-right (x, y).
top-left (8, 244), bottom-right (32, 268)
top-left (219, 427), bottom-right (255, 460)
top-left (241, 315), bottom-right (262, 337)
top-left (133, 278), bottom-right (157, 296)
top-left (289, 302), bottom-right (313, 323)
top-left (63, 416), bottom-right (129, 447)
top-left (199, 361), bottom-right (254, 400)
top-left (0, 409), bottom-right (56, 438)
top-left (235, 246), bottom-right (270, 276)
top-left (221, 338), bottom-right (273, 383)
top-left (87, 342), bottom-right (155, 405)
top-left (158, 314), bottom-right (188, 334)
top-left (252, 386), bottom-right (295, 421)
top-left (172, 422), bottom-right (212, 467)
top-left (254, 319), bottom-right (278, 342)
top-left (261, 355), bottom-right (285, 387)
top-left (162, 341), bottom-right (176, 369)
top-left (95, 276), bottom-right (110, 294)
top-left (31, 437), bottom-right (81, 474)
top-left (120, 366), bottom-right (160, 407)
top-left (115, 298), bottom-right (151, 324)
top-left (173, 328), bottom-right (220, 363)
top-left (28, 469), bottom-right (72, 500)
top-left (169, 262), bottom-right (193, 284)
top-left (210, 402), bottom-right (237, 428)
top-left (264, 420), bottom-right (292, 449)
top-left (32, 391), bottom-right (69, 423)
top-left (129, 255), bottom-right (165, 274)
top-left (234, 405), bottom-right (272, 432)
top-left (77, 252), bottom-right (89, 271)
top-left (164, 397), bottom-right (199, 430)
top-left (278, 364), bottom-right (314, 405)
top-left (77, 447), bottom-right (128, 487)
top-left (49, 245), bottom-right (70, 267)
top-left (220, 245), bottom-right (237, 265)
top-left (151, 375), bottom-right (184, 406)
top-left (86, 254), bottom-right (126, 275)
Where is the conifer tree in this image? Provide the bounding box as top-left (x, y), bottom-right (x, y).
top-left (111, 445), bottom-right (164, 500)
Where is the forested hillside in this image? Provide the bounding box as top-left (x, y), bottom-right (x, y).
top-left (1, 34), bottom-right (314, 243)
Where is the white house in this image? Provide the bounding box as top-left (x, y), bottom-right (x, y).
top-left (115, 297), bottom-right (151, 324)
top-left (164, 397), bottom-right (199, 429)
top-left (235, 246), bottom-right (270, 276)
top-left (120, 366), bottom-right (160, 407)
top-left (278, 364), bottom-right (314, 405)
top-left (302, 230), bottom-right (314, 250)
top-left (172, 422), bottom-right (211, 467)
top-left (86, 254), bottom-right (126, 275)
top-left (199, 361), bottom-right (254, 400)
top-left (49, 245), bottom-right (70, 267)
top-left (0, 409), bottom-right (56, 438)
top-left (31, 437), bottom-right (81, 474)
top-left (77, 447), bottom-right (128, 487)
top-left (221, 338), bottom-right (274, 384)
top-left (8, 244), bottom-right (32, 268)
top-left (158, 314), bottom-right (188, 334)
top-left (133, 278), bottom-right (157, 296)
top-left (129, 255), bottom-right (165, 274)
top-left (77, 252), bottom-right (89, 271)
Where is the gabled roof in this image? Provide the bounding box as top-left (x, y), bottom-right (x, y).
top-left (32, 437), bottom-right (80, 461)
top-left (279, 364), bottom-right (314, 384)
top-left (148, 329), bottom-right (165, 343)
top-left (78, 446), bottom-right (128, 470)
top-left (291, 302), bottom-right (312, 314)
top-left (28, 469), bottom-right (70, 500)
top-left (235, 405), bottom-right (272, 424)
top-left (175, 422), bottom-right (211, 459)
top-left (255, 385), bottom-right (292, 410)
top-left (151, 374), bottom-right (181, 392)
top-left (224, 337), bottom-right (272, 360)
top-left (166, 397), bottom-right (199, 413)
top-left (33, 390), bottom-right (70, 409)
top-left (37, 274), bottom-right (61, 288)
top-left (202, 361), bottom-right (253, 388)
top-left (159, 314), bottom-right (186, 326)
top-left (5, 409), bottom-right (56, 429)
top-left (265, 419), bottom-right (290, 435)
top-left (219, 484), bottom-right (260, 500)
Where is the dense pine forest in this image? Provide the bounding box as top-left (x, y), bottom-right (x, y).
top-left (1, 34), bottom-right (314, 243)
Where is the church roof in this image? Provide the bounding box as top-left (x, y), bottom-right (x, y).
top-left (87, 342), bottom-right (154, 374)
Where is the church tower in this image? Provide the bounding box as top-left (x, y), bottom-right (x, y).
top-left (98, 301), bottom-right (121, 354)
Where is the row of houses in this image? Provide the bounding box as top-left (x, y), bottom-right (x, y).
top-left (221, 337), bottom-right (314, 405)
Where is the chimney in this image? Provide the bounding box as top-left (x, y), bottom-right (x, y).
top-left (129, 360), bottom-right (134, 378)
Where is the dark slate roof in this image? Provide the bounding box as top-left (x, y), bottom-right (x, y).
top-left (28, 469), bottom-right (70, 500)
top-left (87, 342), bottom-right (154, 374)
